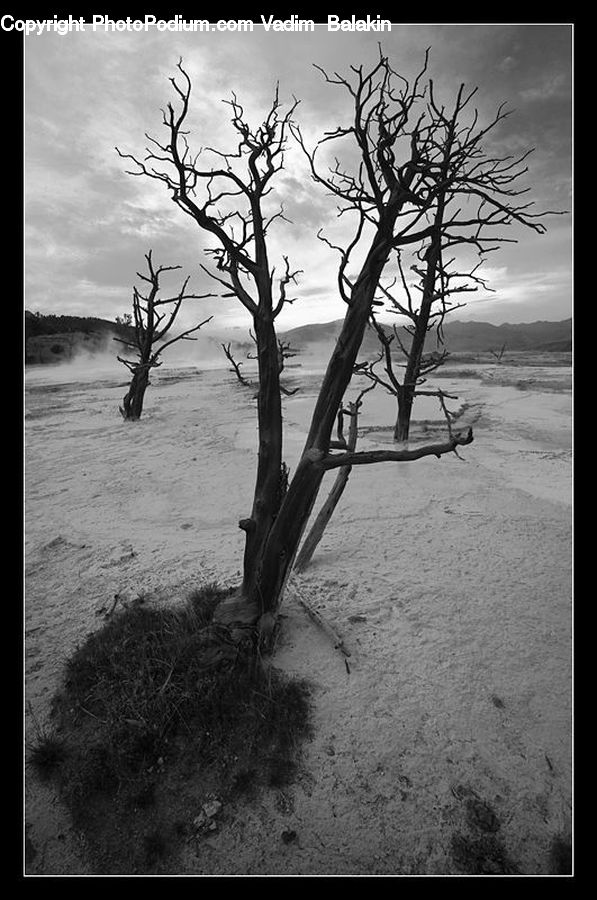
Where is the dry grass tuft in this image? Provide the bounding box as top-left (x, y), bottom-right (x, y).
top-left (32, 583), bottom-right (312, 874)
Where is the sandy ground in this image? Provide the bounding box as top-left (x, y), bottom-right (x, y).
top-left (24, 353), bottom-right (572, 876)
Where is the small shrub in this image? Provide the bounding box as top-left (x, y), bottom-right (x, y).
top-left (43, 582), bottom-right (312, 873)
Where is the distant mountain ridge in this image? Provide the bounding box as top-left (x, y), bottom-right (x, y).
top-left (280, 318), bottom-right (572, 354)
top-left (24, 311), bottom-right (572, 366)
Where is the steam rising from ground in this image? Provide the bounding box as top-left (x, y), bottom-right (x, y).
top-left (25, 329), bottom-right (236, 386)
top-left (154, 332), bottom-right (238, 370)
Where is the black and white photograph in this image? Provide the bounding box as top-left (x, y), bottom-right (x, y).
top-left (21, 15), bottom-right (573, 876)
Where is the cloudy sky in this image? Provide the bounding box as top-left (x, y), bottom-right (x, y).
top-left (25, 21), bottom-right (572, 333)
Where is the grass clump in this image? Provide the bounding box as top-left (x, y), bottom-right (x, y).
top-left (27, 732), bottom-right (67, 781)
top-left (40, 583), bottom-right (312, 874)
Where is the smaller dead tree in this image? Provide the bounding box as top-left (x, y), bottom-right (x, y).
top-left (294, 384), bottom-right (375, 572)
top-left (371, 249), bottom-right (489, 441)
top-left (489, 343), bottom-right (507, 363)
top-left (221, 341), bottom-right (251, 386)
top-left (115, 250), bottom-right (213, 419)
top-left (308, 68), bottom-right (562, 443)
top-left (355, 311), bottom-right (461, 441)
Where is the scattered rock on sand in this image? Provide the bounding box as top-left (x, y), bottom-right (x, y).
top-left (193, 799), bottom-right (223, 834)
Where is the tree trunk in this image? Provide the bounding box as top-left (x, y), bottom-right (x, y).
top-left (247, 449), bottom-right (327, 624)
top-left (394, 241), bottom-right (443, 442)
top-left (217, 213), bottom-right (405, 640)
top-left (294, 400), bottom-right (360, 572)
top-left (394, 384), bottom-right (415, 442)
top-left (120, 366), bottom-right (150, 420)
top-left (293, 467), bottom-right (350, 573)
top-left (395, 283), bottom-right (436, 441)
top-left (393, 184), bottom-right (448, 443)
top-left (240, 229), bottom-right (396, 631)
top-left (240, 315), bottom-right (284, 601)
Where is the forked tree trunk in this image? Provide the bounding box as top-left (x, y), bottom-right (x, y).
top-left (118, 56), bottom-right (550, 659)
top-left (243, 449), bottom-right (328, 634)
top-left (216, 229), bottom-right (398, 636)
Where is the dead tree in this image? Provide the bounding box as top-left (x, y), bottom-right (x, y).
top-left (115, 250), bottom-right (213, 419)
top-left (489, 343), bottom-right (507, 363)
top-left (285, 57), bottom-right (557, 568)
top-left (355, 313), bottom-right (460, 441)
top-left (117, 52), bottom-right (552, 647)
top-left (364, 256), bottom-right (471, 441)
top-left (317, 72), bottom-right (560, 442)
top-left (221, 341), bottom-right (251, 386)
top-left (117, 63), bottom-right (302, 618)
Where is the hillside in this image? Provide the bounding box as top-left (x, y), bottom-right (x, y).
top-left (281, 318), bottom-right (572, 356)
top-left (25, 311), bottom-right (134, 340)
top-left (25, 311), bottom-right (137, 365)
top-left (24, 310), bottom-right (572, 366)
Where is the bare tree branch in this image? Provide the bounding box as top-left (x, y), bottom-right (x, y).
top-left (321, 427), bottom-right (473, 468)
